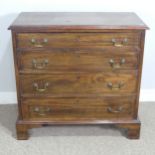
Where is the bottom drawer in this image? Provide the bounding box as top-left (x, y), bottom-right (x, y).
top-left (21, 96), bottom-right (136, 121)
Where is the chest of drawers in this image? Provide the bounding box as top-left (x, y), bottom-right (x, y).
top-left (9, 12), bottom-right (148, 140)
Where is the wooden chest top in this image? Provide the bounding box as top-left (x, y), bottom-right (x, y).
top-left (9, 12), bottom-right (148, 30)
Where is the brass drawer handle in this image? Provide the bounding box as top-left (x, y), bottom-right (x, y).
top-left (107, 82), bottom-right (124, 90)
top-left (112, 38), bottom-right (128, 47)
top-left (32, 59), bottom-right (49, 69)
top-left (107, 106), bottom-right (123, 113)
top-left (30, 38), bottom-right (48, 48)
top-left (33, 107), bottom-right (51, 116)
top-left (109, 58), bottom-right (126, 69)
top-left (33, 82), bottom-right (49, 92)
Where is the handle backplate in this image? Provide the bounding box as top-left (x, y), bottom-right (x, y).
top-left (33, 106), bottom-right (51, 116)
top-left (109, 58), bottom-right (126, 69)
top-left (107, 106), bottom-right (123, 113)
top-left (30, 38), bottom-right (48, 48)
top-left (107, 82), bottom-right (124, 90)
top-left (112, 38), bottom-right (128, 47)
top-left (32, 59), bottom-right (48, 69)
top-left (33, 82), bottom-right (49, 92)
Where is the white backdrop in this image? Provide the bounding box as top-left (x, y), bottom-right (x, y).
top-left (0, 0), bottom-right (154, 102)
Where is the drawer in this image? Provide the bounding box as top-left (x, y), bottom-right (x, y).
top-left (20, 71), bottom-right (137, 97)
top-left (17, 32), bottom-right (140, 49)
top-left (21, 96), bottom-right (135, 121)
top-left (18, 49), bottom-right (139, 72)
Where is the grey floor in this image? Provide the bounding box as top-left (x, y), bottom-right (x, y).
top-left (0, 102), bottom-right (154, 155)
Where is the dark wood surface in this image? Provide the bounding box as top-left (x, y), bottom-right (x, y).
top-left (9, 12), bottom-right (148, 140)
top-left (20, 72), bottom-right (137, 96)
top-left (9, 12), bottom-right (149, 30)
top-left (17, 32), bottom-right (141, 48)
top-left (21, 96), bottom-right (135, 120)
top-left (18, 48), bottom-right (139, 72)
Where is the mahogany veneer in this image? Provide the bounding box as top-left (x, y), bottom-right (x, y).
top-left (9, 12), bottom-right (148, 140)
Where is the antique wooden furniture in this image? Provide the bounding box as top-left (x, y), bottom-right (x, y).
top-left (9, 12), bottom-right (148, 140)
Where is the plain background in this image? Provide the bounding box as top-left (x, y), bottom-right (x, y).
top-left (0, 0), bottom-right (154, 102)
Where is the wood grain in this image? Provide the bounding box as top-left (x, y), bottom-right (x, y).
top-left (9, 12), bottom-right (148, 139)
top-left (18, 48), bottom-right (139, 72)
top-left (21, 96), bottom-right (136, 121)
top-left (9, 12), bottom-right (149, 31)
top-left (17, 32), bottom-right (141, 49)
top-left (20, 71), bottom-right (137, 97)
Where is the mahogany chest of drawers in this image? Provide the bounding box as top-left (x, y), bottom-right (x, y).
top-left (9, 12), bottom-right (148, 140)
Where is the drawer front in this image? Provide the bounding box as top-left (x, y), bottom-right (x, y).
top-left (21, 96), bottom-right (135, 120)
top-left (17, 32), bottom-right (140, 49)
top-left (19, 49), bottom-right (139, 72)
top-left (20, 72), bottom-right (137, 97)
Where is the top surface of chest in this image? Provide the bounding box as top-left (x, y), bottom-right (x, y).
top-left (9, 12), bottom-right (148, 31)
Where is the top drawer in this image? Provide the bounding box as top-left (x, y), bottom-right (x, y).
top-left (16, 32), bottom-right (141, 49)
